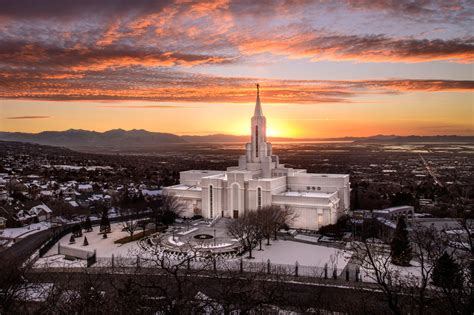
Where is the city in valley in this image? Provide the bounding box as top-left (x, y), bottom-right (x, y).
top-left (1, 1), bottom-right (473, 314)
top-left (1, 116), bottom-right (472, 313)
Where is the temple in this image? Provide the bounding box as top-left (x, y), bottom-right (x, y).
top-left (163, 85), bottom-right (350, 230)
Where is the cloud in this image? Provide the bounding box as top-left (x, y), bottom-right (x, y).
top-left (0, 66), bottom-right (472, 103)
top-left (0, 0), bottom-right (173, 19)
top-left (0, 40), bottom-right (233, 71)
top-left (0, 0), bottom-right (471, 71)
top-left (6, 116), bottom-right (51, 119)
top-left (235, 33), bottom-right (474, 63)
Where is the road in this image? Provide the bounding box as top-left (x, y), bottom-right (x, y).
top-left (419, 154), bottom-right (443, 187)
top-left (0, 227), bottom-right (56, 267)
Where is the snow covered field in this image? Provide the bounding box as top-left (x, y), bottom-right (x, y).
top-left (35, 223), bottom-right (350, 273)
top-left (39, 223), bottom-right (140, 257)
top-left (252, 240), bottom-right (350, 270)
top-left (360, 258), bottom-right (426, 284)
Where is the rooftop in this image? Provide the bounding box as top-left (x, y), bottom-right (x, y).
top-left (165, 184), bottom-right (202, 191)
top-left (279, 191), bottom-right (336, 198)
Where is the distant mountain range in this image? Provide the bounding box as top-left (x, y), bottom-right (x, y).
top-left (0, 129), bottom-right (472, 150)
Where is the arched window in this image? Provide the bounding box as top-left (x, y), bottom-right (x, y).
top-left (255, 125), bottom-right (259, 157)
top-left (209, 185), bottom-right (214, 218)
top-left (257, 187), bottom-right (262, 209)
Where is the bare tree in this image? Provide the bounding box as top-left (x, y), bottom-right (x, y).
top-left (0, 253), bottom-right (34, 313)
top-left (149, 193), bottom-right (185, 228)
top-left (351, 218), bottom-right (472, 315)
top-left (122, 218), bottom-right (138, 239)
top-left (227, 211), bottom-right (259, 259)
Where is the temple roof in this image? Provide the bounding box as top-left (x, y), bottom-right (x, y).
top-left (253, 83), bottom-right (264, 117)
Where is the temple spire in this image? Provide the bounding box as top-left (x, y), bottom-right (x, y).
top-left (254, 83), bottom-right (263, 117)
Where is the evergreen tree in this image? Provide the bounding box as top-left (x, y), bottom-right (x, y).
top-left (391, 216), bottom-right (412, 266)
top-left (83, 236), bottom-right (89, 246)
top-left (72, 223), bottom-right (82, 238)
top-left (69, 234), bottom-right (75, 244)
top-left (100, 210), bottom-right (111, 233)
top-left (432, 252), bottom-right (463, 289)
top-left (83, 216), bottom-right (93, 232)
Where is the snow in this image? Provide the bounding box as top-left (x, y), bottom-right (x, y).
top-left (177, 227), bottom-right (198, 235)
top-left (30, 204), bottom-right (53, 214)
top-left (43, 165), bottom-right (112, 171)
top-left (197, 242), bottom-right (232, 249)
top-left (77, 184), bottom-right (92, 191)
top-left (168, 236), bottom-right (184, 246)
top-left (16, 283), bottom-right (54, 302)
top-left (69, 201), bottom-right (79, 207)
top-left (35, 255), bottom-right (87, 268)
top-left (360, 256), bottom-right (427, 284)
top-left (0, 222), bottom-right (52, 239)
top-left (41, 223), bottom-right (138, 259)
top-left (252, 240), bottom-right (350, 270)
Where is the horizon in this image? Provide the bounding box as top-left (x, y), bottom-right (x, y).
top-left (0, 127), bottom-right (471, 140)
top-left (0, 1), bottom-right (473, 137)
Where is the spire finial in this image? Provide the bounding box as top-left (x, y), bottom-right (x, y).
top-left (253, 83), bottom-right (263, 117)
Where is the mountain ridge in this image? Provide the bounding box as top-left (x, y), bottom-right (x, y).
top-left (0, 129), bottom-right (472, 150)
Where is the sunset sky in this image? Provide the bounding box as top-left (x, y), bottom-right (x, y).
top-left (0, 0), bottom-right (473, 138)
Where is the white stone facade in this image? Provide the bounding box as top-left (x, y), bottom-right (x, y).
top-left (164, 86), bottom-right (350, 230)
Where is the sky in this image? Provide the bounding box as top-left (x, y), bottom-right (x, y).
top-left (0, 0), bottom-right (473, 138)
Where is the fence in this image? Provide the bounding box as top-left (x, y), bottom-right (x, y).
top-left (92, 255), bottom-right (362, 281)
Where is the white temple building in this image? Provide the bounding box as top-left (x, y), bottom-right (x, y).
top-left (163, 85), bottom-right (350, 230)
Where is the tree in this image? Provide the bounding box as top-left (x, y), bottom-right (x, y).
top-left (391, 216), bottom-right (412, 266)
top-left (122, 219), bottom-right (138, 239)
top-left (83, 236), bottom-right (89, 246)
top-left (100, 210), bottom-right (111, 234)
top-left (319, 215), bottom-right (350, 239)
top-left (69, 234), bottom-right (76, 244)
top-left (159, 193), bottom-right (185, 226)
top-left (72, 223), bottom-right (82, 238)
top-left (0, 253), bottom-right (34, 313)
top-left (146, 194), bottom-right (184, 228)
top-left (227, 211), bottom-right (259, 259)
top-left (432, 252), bottom-right (463, 289)
top-left (83, 216), bottom-right (92, 232)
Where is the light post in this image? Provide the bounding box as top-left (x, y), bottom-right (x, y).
top-left (213, 229), bottom-right (216, 246)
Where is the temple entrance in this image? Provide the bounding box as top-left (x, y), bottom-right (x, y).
top-left (233, 210), bottom-right (239, 219)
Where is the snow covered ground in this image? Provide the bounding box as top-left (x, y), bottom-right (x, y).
top-left (360, 258), bottom-right (426, 284)
top-left (35, 223), bottom-right (351, 274)
top-left (252, 240), bottom-right (350, 270)
top-left (0, 222), bottom-right (52, 242)
top-left (41, 223), bottom-right (140, 258)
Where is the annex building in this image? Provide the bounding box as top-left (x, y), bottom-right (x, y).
top-left (164, 86), bottom-right (350, 230)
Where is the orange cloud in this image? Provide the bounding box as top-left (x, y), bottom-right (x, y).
top-left (1, 66), bottom-right (472, 103)
top-left (236, 33), bottom-right (474, 63)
